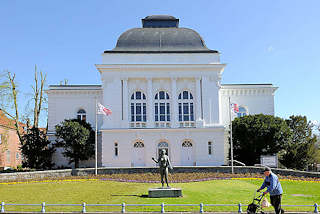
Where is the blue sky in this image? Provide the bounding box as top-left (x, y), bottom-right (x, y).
top-left (1, 0), bottom-right (319, 128)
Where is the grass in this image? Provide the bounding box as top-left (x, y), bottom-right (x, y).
top-left (0, 176), bottom-right (319, 212)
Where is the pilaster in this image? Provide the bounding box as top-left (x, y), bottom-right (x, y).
top-left (147, 78), bottom-right (154, 128)
top-left (171, 77), bottom-right (178, 128)
top-left (195, 77), bottom-right (203, 127)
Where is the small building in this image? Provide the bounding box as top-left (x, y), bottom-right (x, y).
top-left (47, 15), bottom-right (277, 168)
top-left (0, 110), bottom-right (23, 170)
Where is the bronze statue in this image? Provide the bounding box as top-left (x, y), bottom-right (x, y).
top-left (152, 149), bottom-right (173, 188)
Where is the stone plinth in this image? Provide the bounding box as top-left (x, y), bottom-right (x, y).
top-left (148, 187), bottom-right (182, 198)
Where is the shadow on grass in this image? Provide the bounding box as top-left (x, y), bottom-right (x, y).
top-left (111, 194), bottom-right (148, 198)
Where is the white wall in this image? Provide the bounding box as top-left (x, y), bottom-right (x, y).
top-left (101, 127), bottom-right (225, 167)
top-left (220, 85), bottom-right (278, 126)
top-left (47, 88), bottom-right (103, 133)
top-left (102, 53), bottom-right (220, 64)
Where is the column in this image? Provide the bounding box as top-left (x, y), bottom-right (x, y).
top-left (122, 78), bottom-right (128, 128)
top-left (195, 77), bottom-right (203, 127)
top-left (171, 77), bottom-right (178, 128)
top-left (147, 78), bottom-right (154, 128)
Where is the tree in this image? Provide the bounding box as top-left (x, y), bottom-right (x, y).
top-left (280, 115), bottom-right (319, 170)
top-left (55, 119), bottom-right (95, 168)
top-left (20, 127), bottom-right (55, 169)
top-left (0, 66), bottom-right (47, 140)
top-left (232, 114), bottom-right (291, 166)
top-left (31, 66), bottom-right (47, 129)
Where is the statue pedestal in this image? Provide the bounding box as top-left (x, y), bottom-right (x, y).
top-left (148, 187), bottom-right (182, 198)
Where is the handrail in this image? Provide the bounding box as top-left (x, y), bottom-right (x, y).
top-left (0, 201), bottom-right (318, 213)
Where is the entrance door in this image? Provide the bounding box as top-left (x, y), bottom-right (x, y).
top-left (181, 140), bottom-right (193, 166)
top-left (157, 142), bottom-right (169, 159)
top-left (132, 141), bottom-right (145, 167)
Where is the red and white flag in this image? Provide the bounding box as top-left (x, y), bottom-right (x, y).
top-left (97, 103), bottom-right (112, 116)
top-left (231, 103), bottom-right (239, 113)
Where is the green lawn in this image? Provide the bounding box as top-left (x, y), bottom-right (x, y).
top-left (0, 178), bottom-right (319, 212)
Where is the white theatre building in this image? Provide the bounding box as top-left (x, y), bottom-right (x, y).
top-left (47, 15), bottom-right (277, 168)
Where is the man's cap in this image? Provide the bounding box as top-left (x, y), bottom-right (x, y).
top-left (264, 167), bottom-right (271, 172)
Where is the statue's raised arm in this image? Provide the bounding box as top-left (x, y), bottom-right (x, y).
top-left (152, 157), bottom-right (158, 163)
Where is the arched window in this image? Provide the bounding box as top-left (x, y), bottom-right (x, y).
top-left (77, 109), bottom-right (86, 121)
top-left (155, 91), bottom-right (170, 128)
top-left (130, 91), bottom-right (147, 128)
top-left (237, 106), bottom-right (248, 118)
top-left (182, 140), bottom-right (193, 147)
top-left (178, 91), bottom-right (195, 127)
top-left (134, 141), bottom-right (144, 148)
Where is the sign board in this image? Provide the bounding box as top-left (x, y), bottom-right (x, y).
top-left (260, 155), bottom-right (278, 168)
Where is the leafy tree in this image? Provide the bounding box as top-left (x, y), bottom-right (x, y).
top-left (20, 127), bottom-right (55, 169)
top-left (280, 115), bottom-right (319, 170)
top-left (55, 119), bottom-right (95, 168)
top-left (232, 114), bottom-right (291, 166)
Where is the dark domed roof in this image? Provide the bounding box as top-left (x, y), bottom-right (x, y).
top-left (104, 15), bottom-right (218, 53)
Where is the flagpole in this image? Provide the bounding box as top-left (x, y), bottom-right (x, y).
top-left (95, 98), bottom-right (98, 175)
top-left (229, 97), bottom-right (234, 174)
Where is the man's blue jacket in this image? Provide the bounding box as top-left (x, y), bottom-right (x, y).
top-left (259, 172), bottom-right (283, 196)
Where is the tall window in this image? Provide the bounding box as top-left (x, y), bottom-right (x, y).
top-left (155, 91), bottom-right (170, 128)
top-left (77, 109), bottom-right (86, 121)
top-left (0, 134), bottom-right (2, 145)
top-left (114, 143), bottom-right (118, 157)
top-left (130, 91), bottom-right (147, 128)
top-left (178, 91), bottom-right (195, 127)
top-left (237, 106), bottom-right (248, 118)
top-left (6, 150), bottom-right (10, 163)
top-left (208, 141), bottom-right (212, 155)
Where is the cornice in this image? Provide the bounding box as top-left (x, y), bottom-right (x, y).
top-left (99, 126), bottom-right (225, 133)
top-left (220, 87), bottom-right (278, 96)
top-left (95, 64), bottom-right (226, 73)
top-left (47, 90), bottom-right (102, 96)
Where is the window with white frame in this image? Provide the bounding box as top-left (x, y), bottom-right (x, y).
top-left (130, 91), bottom-right (147, 128)
top-left (16, 153), bottom-right (20, 160)
top-left (237, 106), bottom-right (248, 118)
top-left (182, 140), bottom-right (193, 147)
top-left (114, 143), bottom-right (118, 157)
top-left (134, 141), bottom-right (144, 148)
top-left (208, 141), bottom-right (212, 155)
top-left (0, 134), bottom-right (2, 145)
top-left (155, 91), bottom-right (170, 128)
top-left (77, 109), bottom-right (86, 121)
top-left (178, 91), bottom-right (195, 127)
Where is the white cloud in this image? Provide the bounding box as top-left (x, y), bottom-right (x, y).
top-left (267, 46), bottom-right (274, 52)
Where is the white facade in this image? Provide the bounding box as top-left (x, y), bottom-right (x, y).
top-left (47, 15), bottom-right (277, 168)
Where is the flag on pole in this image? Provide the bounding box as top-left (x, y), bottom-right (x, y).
top-left (231, 103), bottom-right (239, 113)
top-left (97, 103), bottom-right (112, 116)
